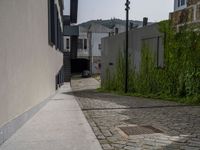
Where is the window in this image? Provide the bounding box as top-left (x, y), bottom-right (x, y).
top-left (84, 39), bottom-right (87, 49)
top-left (196, 4), bottom-right (200, 20)
top-left (78, 39), bottom-right (83, 49)
top-left (54, 5), bottom-right (59, 49)
top-left (48, 0), bottom-right (63, 51)
top-left (178, 0), bottom-right (181, 7)
top-left (98, 44), bottom-right (102, 50)
top-left (66, 38), bottom-right (70, 49)
top-left (178, 0), bottom-right (185, 7)
top-left (48, 0), bottom-right (55, 45)
top-left (54, 4), bottom-right (63, 51)
top-left (181, 0), bottom-right (185, 6)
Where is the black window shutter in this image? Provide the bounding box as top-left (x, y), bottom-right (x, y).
top-left (59, 26), bottom-right (60, 50)
top-left (48, 0), bottom-right (55, 45)
top-left (48, 0), bottom-right (51, 44)
top-left (54, 4), bottom-right (58, 49)
top-left (49, 1), bottom-right (63, 51)
top-left (57, 18), bottom-right (60, 50)
top-left (61, 32), bottom-right (64, 51)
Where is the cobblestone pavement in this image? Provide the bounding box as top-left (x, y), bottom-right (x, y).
top-left (70, 77), bottom-right (200, 150)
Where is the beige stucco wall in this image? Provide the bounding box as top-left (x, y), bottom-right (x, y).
top-left (0, 0), bottom-right (63, 127)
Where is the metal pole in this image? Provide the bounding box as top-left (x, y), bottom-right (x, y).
top-left (88, 32), bottom-right (93, 75)
top-left (125, 0), bottom-right (130, 93)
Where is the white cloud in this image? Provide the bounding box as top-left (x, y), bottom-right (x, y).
top-left (64, 0), bottom-right (174, 23)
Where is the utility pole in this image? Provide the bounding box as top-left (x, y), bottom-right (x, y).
top-left (88, 32), bottom-right (93, 75)
top-left (125, 0), bottom-right (130, 93)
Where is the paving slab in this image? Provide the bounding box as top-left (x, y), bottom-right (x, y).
top-left (0, 83), bottom-right (102, 150)
top-left (71, 77), bottom-right (200, 150)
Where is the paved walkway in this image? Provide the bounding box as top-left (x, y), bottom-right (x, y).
top-left (0, 83), bottom-right (102, 150)
top-left (71, 77), bottom-right (200, 150)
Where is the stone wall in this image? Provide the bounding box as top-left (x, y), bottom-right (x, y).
top-left (187, 0), bottom-right (200, 6)
top-left (170, 7), bottom-right (194, 26)
top-left (170, 0), bottom-right (200, 26)
top-left (196, 3), bottom-right (200, 20)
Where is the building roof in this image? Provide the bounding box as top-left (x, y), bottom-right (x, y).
top-left (88, 23), bottom-right (112, 33)
top-left (79, 19), bottom-right (152, 30)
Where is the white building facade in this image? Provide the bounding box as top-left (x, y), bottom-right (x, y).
top-left (77, 26), bottom-right (89, 58)
top-left (77, 22), bottom-right (127, 74)
top-left (87, 23), bottom-right (111, 74)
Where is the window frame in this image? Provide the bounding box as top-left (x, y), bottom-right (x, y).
top-left (181, 0), bottom-right (185, 6)
top-left (78, 39), bottom-right (83, 49)
top-left (178, 0), bottom-right (185, 7)
top-left (66, 38), bottom-right (70, 50)
top-left (178, 0), bottom-right (181, 7)
top-left (48, 0), bottom-right (55, 46)
top-left (98, 44), bottom-right (102, 50)
top-left (84, 39), bottom-right (87, 50)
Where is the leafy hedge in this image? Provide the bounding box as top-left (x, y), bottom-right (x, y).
top-left (102, 20), bottom-right (200, 104)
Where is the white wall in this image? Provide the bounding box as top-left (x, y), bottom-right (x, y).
top-left (90, 32), bottom-right (109, 74)
top-left (77, 32), bottom-right (89, 58)
top-left (91, 33), bottom-right (109, 57)
top-left (0, 0), bottom-right (63, 127)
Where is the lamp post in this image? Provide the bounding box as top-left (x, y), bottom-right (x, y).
top-left (125, 0), bottom-right (130, 93)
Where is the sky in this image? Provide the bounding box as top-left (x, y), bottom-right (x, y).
top-left (64, 0), bottom-right (174, 24)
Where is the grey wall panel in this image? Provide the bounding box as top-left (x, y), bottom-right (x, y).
top-left (101, 24), bottom-right (164, 83)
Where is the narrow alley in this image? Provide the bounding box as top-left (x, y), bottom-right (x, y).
top-left (0, 83), bottom-right (102, 150)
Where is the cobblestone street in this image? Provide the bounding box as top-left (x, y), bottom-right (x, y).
top-left (71, 77), bottom-right (200, 150)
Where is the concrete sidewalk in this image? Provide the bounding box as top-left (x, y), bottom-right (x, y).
top-left (0, 83), bottom-right (102, 150)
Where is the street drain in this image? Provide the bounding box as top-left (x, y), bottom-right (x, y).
top-left (119, 125), bottom-right (163, 136)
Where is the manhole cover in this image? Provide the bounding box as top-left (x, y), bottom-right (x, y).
top-left (119, 125), bottom-right (163, 136)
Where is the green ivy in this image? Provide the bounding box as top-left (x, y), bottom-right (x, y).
top-left (102, 20), bottom-right (200, 105)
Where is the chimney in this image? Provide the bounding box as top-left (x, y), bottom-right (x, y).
top-left (143, 17), bottom-right (148, 27)
top-left (130, 22), bottom-right (134, 30)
